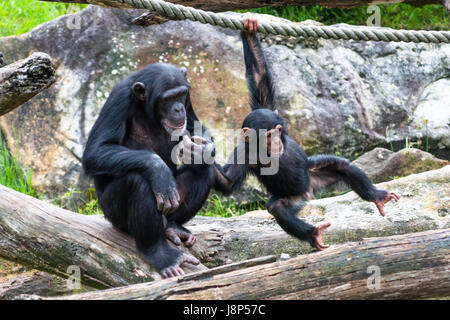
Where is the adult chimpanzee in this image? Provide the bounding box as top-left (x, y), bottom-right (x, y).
top-left (0, 52), bottom-right (3, 66)
top-left (82, 63), bottom-right (216, 278)
top-left (214, 14), bottom-right (400, 250)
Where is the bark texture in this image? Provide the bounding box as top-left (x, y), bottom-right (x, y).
top-left (0, 52), bottom-right (56, 116)
top-left (0, 185), bottom-right (206, 289)
top-left (46, 228), bottom-right (450, 300)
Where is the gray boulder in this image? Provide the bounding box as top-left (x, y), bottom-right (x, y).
top-left (0, 6), bottom-right (448, 197)
top-left (352, 147), bottom-right (448, 183)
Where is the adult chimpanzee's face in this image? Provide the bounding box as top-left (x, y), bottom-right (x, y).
top-left (157, 85), bottom-right (189, 134)
top-left (132, 80), bottom-right (189, 135)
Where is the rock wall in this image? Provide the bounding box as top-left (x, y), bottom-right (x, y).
top-left (0, 6), bottom-right (448, 195)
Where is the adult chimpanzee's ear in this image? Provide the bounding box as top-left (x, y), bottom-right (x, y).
top-left (132, 82), bottom-right (146, 101)
top-left (241, 127), bottom-right (251, 143)
top-left (274, 109), bottom-right (279, 116)
top-left (180, 67), bottom-right (187, 78)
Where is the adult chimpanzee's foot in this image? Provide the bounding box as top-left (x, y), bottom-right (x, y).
top-left (373, 190), bottom-right (400, 216)
top-left (142, 241), bottom-right (200, 278)
top-left (165, 222), bottom-right (197, 247)
top-left (161, 252), bottom-right (200, 278)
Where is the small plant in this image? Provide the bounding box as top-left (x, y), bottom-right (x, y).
top-left (53, 187), bottom-right (102, 215)
top-left (199, 193), bottom-right (266, 217)
top-left (423, 119), bottom-right (429, 153)
top-left (386, 126), bottom-right (395, 152)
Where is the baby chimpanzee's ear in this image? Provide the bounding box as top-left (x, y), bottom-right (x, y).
top-left (132, 82), bottom-right (146, 101)
top-left (241, 127), bottom-right (251, 143)
top-left (266, 124), bottom-right (282, 138)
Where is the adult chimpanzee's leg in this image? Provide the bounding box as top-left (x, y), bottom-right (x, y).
top-left (98, 172), bottom-right (199, 278)
top-left (266, 195), bottom-right (331, 250)
top-left (164, 166), bottom-right (214, 247)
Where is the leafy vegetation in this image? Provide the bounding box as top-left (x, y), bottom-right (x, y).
top-left (53, 187), bottom-right (102, 215)
top-left (244, 4), bottom-right (449, 30)
top-left (0, 1), bottom-right (448, 38)
top-left (0, 0), bottom-right (86, 37)
top-left (199, 193), bottom-right (266, 217)
top-left (0, 131), bottom-right (38, 197)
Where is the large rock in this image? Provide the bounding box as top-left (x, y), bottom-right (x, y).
top-left (352, 147), bottom-right (449, 183)
top-left (0, 6), bottom-right (449, 196)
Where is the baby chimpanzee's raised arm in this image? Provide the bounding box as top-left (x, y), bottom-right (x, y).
top-left (241, 13), bottom-right (276, 111)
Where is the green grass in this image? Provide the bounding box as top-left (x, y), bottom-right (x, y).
top-left (0, 1), bottom-right (448, 38)
top-left (0, 0), bottom-right (86, 37)
top-left (53, 187), bottom-right (102, 215)
top-left (0, 131), bottom-right (38, 197)
top-left (199, 193), bottom-right (266, 217)
top-left (243, 4), bottom-right (449, 30)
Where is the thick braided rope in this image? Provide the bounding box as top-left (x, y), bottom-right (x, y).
top-left (113, 0), bottom-right (450, 43)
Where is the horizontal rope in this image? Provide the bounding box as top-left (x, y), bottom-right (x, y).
top-left (109, 0), bottom-right (450, 43)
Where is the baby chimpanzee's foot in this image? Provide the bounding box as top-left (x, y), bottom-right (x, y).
top-left (165, 222), bottom-right (197, 247)
top-left (310, 222), bottom-right (331, 251)
top-left (161, 252), bottom-right (200, 278)
top-left (374, 190), bottom-right (400, 216)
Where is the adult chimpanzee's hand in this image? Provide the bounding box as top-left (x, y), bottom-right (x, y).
top-left (177, 135), bottom-right (215, 166)
top-left (150, 166), bottom-right (180, 215)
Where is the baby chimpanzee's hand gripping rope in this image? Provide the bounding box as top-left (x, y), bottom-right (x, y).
top-left (213, 14), bottom-right (400, 250)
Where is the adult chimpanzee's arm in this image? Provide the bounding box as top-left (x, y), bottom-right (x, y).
top-left (241, 15), bottom-right (276, 111)
top-left (82, 97), bottom-right (160, 179)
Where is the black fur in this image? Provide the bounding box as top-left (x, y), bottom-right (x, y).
top-left (214, 32), bottom-right (391, 247)
top-left (82, 63), bottom-right (214, 276)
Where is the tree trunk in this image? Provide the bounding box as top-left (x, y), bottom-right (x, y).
top-left (39, 0), bottom-right (448, 11)
top-left (43, 228), bottom-right (450, 300)
top-left (0, 52), bottom-right (56, 117)
top-left (0, 185), bottom-right (207, 289)
top-left (1, 166), bottom-right (449, 293)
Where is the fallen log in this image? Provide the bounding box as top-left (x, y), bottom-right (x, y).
top-left (39, 0), bottom-right (449, 11)
top-left (46, 228), bottom-right (450, 299)
top-left (0, 166), bottom-right (448, 292)
top-left (0, 52), bottom-right (56, 116)
top-left (0, 185), bottom-right (206, 289)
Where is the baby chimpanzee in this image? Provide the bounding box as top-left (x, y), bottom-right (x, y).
top-left (213, 14), bottom-right (399, 250)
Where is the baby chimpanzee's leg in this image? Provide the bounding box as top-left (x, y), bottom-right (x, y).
top-left (267, 195), bottom-right (331, 250)
top-left (308, 155), bottom-right (399, 216)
